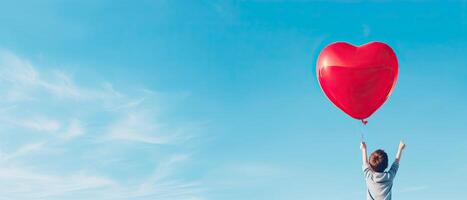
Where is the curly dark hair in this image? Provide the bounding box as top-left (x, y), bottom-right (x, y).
top-left (369, 149), bottom-right (388, 172)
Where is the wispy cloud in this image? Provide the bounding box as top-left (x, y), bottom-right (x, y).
top-left (62, 119), bottom-right (85, 140)
top-left (130, 154), bottom-right (202, 199)
top-left (0, 167), bottom-right (116, 199)
top-left (0, 50), bottom-right (120, 102)
top-left (0, 49), bottom-right (204, 199)
top-left (0, 156), bottom-right (202, 200)
top-left (22, 117), bottom-right (62, 132)
top-left (0, 141), bottom-right (47, 161)
top-left (106, 111), bottom-right (189, 145)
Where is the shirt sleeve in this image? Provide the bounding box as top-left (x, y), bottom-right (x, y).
top-left (388, 161), bottom-right (399, 180)
top-left (363, 162), bottom-right (372, 179)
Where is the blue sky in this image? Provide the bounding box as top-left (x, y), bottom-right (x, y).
top-left (0, 1), bottom-right (466, 199)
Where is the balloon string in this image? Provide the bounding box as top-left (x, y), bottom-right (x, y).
top-left (353, 119), bottom-right (367, 142)
top-left (361, 127), bottom-right (365, 142)
top-left (360, 119), bottom-right (367, 142)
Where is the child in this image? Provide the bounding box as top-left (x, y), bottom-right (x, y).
top-left (360, 141), bottom-right (406, 200)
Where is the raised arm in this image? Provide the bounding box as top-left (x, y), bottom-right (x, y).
top-left (395, 140), bottom-right (406, 164)
top-left (360, 141), bottom-right (368, 166)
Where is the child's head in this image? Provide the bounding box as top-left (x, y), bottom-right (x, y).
top-left (369, 149), bottom-right (388, 172)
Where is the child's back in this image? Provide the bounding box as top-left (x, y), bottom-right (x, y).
top-left (363, 161), bottom-right (398, 200)
top-left (360, 142), bottom-right (405, 200)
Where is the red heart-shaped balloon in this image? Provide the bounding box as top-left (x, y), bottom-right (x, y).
top-left (316, 42), bottom-right (398, 120)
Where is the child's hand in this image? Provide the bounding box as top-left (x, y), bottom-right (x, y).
top-left (360, 141), bottom-right (366, 150)
top-left (399, 141), bottom-right (406, 150)
top-left (396, 141), bottom-right (406, 163)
